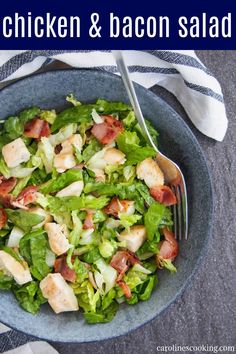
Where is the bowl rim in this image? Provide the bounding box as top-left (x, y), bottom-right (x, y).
top-left (0, 68), bottom-right (214, 343)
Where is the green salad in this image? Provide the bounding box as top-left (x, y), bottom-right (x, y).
top-left (0, 95), bottom-right (178, 323)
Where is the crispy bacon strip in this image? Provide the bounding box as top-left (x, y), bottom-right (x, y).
top-left (13, 186), bottom-right (38, 208)
top-left (0, 177), bottom-right (17, 196)
top-left (157, 228), bottom-right (179, 264)
top-left (91, 115), bottom-right (123, 145)
top-left (54, 256), bottom-right (77, 283)
top-left (24, 118), bottom-right (50, 139)
top-left (117, 280), bottom-right (132, 299)
top-left (103, 197), bottom-right (132, 217)
top-left (110, 250), bottom-right (140, 281)
top-left (150, 186), bottom-right (177, 206)
top-left (0, 208), bottom-right (7, 229)
top-left (83, 211), bottom-right (94, 230)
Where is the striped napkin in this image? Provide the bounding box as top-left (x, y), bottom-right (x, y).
top-left (0, 50), bottom-right (228, 141)
top-left (0, 49), bottom-right (228, 353)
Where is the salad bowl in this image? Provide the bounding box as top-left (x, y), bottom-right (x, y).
top-left (0, 69), bottom-right (213, 342)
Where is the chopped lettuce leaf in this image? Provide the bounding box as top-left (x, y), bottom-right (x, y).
top-left (12, 280), bottom-right (46, 315)
top-left (52, 105), bottom-right (94, 132)
top-left (19, 228), bottom-right (51, 280)
top-left (82, 138), bottom-right (102, 162)
top-left (0, 270), bottom-right (13, 290)
top-left (144, 202), bottom-right (172, 241)
top-left (117, 131), bottom-right (156, 165)
top-left (40, 109), bottom-right (57, 124)
top-left (138, 275), bottom-right (157, 301)
top-left (37, 137), bottom-right (54, 173)
top-left (0, 158), bottom-right (11, 179)
top-left (118, 213), bottom-right (142, 231)
top-left (84, 301), bottom-right (118, 324)
top-left (158, 258), bottom-right (177, 273)
top-left (73, 280), bottom-right (99, 312)
top-left (39, 169), bottom-right (82, 194)
top-left (95, 259), bottom-right (117, 294)
top-left (66, 94), bottom-right (82, 107)
top-left (99, 239), bottom-right (117, 258)
top-left (6, 210), bottom-right (44, 233)
top-left (48, 123), bottom-right (77, 146)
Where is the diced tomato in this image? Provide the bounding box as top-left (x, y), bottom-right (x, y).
top-left (15, 186), bottom-right (38, 206)
top-left (24, 118), bottom-right (50, 139)
top-left (91, 115), bottom-right (124, 145)
top-left (104, 197), bottom-right (133, 217)
top-left (0, 177), bottom-right (17, 196)
top-left (54, 257), bottom-right (77, 283)
top-left (150, 186), bottom-right (177, 206)
top-left (157, 228), bottom-right (178, 262)
top-left (117, 280), bottom-right (132, 299)
top-left (83, 211), bottom-right (94, 230)
top-left (0, 208), bottom-right (7, 229)
top-left (110, 250), bottom-right (140, 280)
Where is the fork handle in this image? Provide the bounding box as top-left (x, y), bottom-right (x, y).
top-left (112, 50), bottom-right (157, 151)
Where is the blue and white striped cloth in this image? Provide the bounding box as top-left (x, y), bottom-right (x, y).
top-left (0, 50), bottom-right (228, 141)
top-left (0, 49), bottom-right (228, 354)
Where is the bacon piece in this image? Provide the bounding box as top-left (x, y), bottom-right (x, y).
top-left (117, 280), bottom-right (132, 299)
top-left (0, 195), bottom-right (14, 208)
top-left (110, 250), bottom-right (140, 281)
top-left (24, 118), bottom-right (50, 139)
top-left (150, 186), bottom-right (177, 206)
top-left (104, 197), bottom-right (133, 217)
top-left (0, 208), bottom-right (7, 229)
top-left (14, 186), bottom-right (38, 207)
top-left (0, 177), bottom-right (17, 196)
top-left (91, 115), bottom-right (124, 145)
top-left (83, 211), bottom-right (94, 230)
top-left (157, 228), bottom-right (179, 263)
top-left (54, 256), bottom-right (76, 283)
top-left (39, 121), bottom-right (50, 138)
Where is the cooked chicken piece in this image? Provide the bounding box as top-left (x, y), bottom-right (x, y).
top-left (54, 134), bottom-right (83, 173)
top-left (45, 222), bottom-right (70, 256)
top-left (56, 181), bottom-right (84, 197)
top-left (136, 157), bottom-right (164, 188)
top-left (54, 154), bottom-right (76, 173)
top-left (90, 168), bottom-right (106, 182)
top-left (2, 138), bottom-right (31, 168)
top-left (40, 273), bottom-right (78, 313)
top-left (61, 134), bottom-right (83, 154)
top-left (103, 148), bottom-right (126, 165)
top-left (117, 225), bottom-right (147, 253)
top-left (0, 250), bottom-right (32, 285)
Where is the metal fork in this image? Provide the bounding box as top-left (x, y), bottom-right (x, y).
top-left (112, 50), bottom-right (188, 240)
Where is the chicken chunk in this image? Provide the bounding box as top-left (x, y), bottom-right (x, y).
top-left (40, 273), bottom-right (78, 314)
top-left (45, 222), bottom-right (70, 256)
top-left (56, 181), bottom-right (84, 197)
top-left (117, 225), bottom-right (147, 253)
top-left (54, 134), bottom-right (83, 173)
top-left (103, 148), bottom-right (126, 165)
top-left (2, 138), bottom-right (31, 168)
top-left (136, 158), bottom-right (164, 188)
top-left (54, 154), bottom-right (76, 173)
top-left (0, 250), bottom-right (32, 285)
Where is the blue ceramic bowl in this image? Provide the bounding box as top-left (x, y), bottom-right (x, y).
top-left (0, 69), bottom-right (213, 342)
